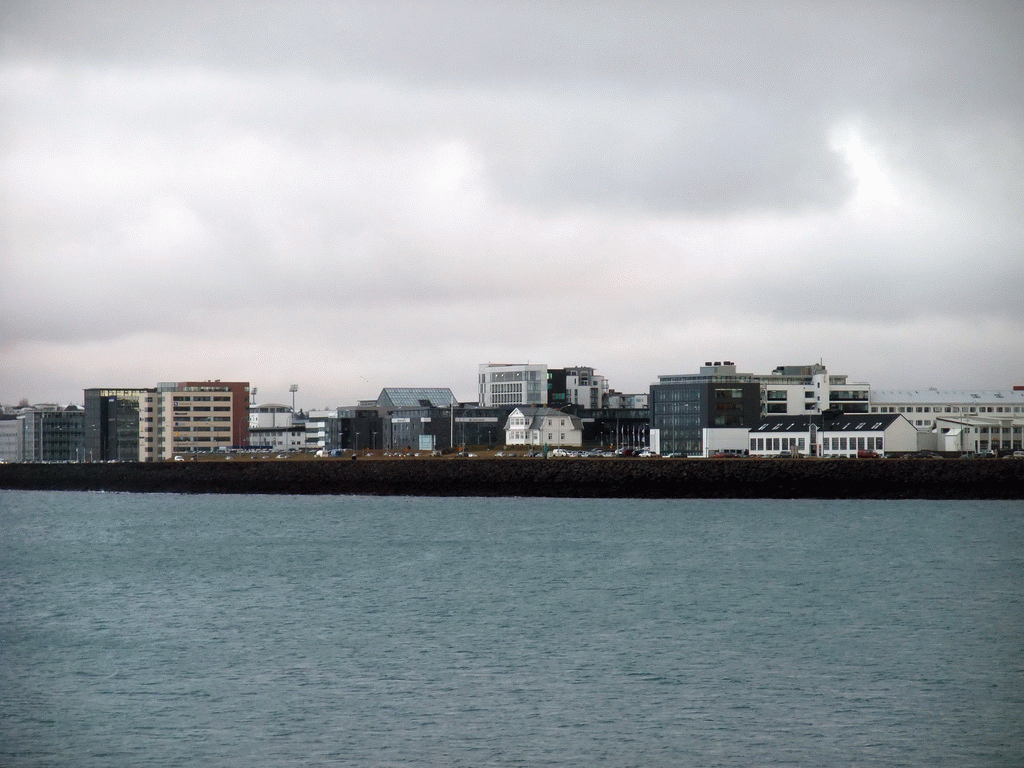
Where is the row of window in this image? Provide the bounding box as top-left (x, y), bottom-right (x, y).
top-left (875, 405), bottom-right (1023, 414)
top-left (750, 436), bottom-right (884, 452)
top-left (824, 437), bottom-right (883, 451)
top-left (751, 437), bottom-right (806, 451)
top-left (489, 383), bottom-right (524, 394)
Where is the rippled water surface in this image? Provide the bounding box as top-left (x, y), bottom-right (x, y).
top-left (2, 491), bottom-right (1022, 766)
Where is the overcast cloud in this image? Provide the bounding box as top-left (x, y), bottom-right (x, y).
top-left (2, 1), bottom-right (1021, 408)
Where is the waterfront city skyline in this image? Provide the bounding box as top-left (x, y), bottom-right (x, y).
top-left (2, 2), bottom-right (1022, 407)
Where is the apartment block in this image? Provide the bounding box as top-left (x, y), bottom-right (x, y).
top-left (139, 381), bottom-right (250, 461)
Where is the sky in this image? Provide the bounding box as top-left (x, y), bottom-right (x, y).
top-left (2, 1), bottom-right (1022, 409)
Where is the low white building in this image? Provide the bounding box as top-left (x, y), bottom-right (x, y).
top-left (504, 407), bottom-right (583, 448)
top-left (747, 413), bottom-right (918, 457)
top-left (931, 414), bottom-right (1024, 454)
top-left (250, 403), bottom-right (293, 429)
top-left (870, 388), bottom-right (1024, 430)
top-left (250, 424), bottom-right (306, 451)
top-left (701, 428), bottom-right (750, 457)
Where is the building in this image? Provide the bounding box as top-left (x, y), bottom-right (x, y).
top-left (139, 381), bottom-right (250, 461)
top-left (870, 389), bottom-right (1024, 430)
top-left (931, 414), bottom-right (1024, 455)
top-left (0, 414), bottom-right (24, 462)
top-left (606, 391), bottom-right (648, 409)
top-left (649, 362), bottom-right (762, 455)
top-left (376, 388), bottom-right (456, 412)
top-left (303, 410), bottom-right (345, 452)
top-left (371, 388), bottom-right (509, 451)
top-left (83, 388), bottom-right (148, 462)
top-left (478, 362), bottom-right (614, 409)
top-left (336, 407), bottom-right (386, 452)
top-left (746, 413), bottom-right (918, 458)
top-left (547, 366), bottom-right (609, 409)
top-left (761, 364), bottom-right (870, 415)
top-left (478, 363), bottom-right (548, 407)
top-left (250, 423), bottom-right (306, 452)
top-left (504, 407), bottom-right (584, 449)
top-left (650, 361), bottom-right (870, 456)
top-left (377, 388), bottom-right (510, 451)
top-left (249, 403), bottom-right (293, 429)
top-left (21, 405), bottom-right (86, 462)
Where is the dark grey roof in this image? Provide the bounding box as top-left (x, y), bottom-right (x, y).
top-left (752, 413), bottom-right (904, 433)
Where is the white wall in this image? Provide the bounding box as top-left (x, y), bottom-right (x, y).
top-left (702, 428), bottom-right (750, 457)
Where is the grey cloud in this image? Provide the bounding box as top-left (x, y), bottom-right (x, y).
top-left (5, 2), bottom-right (1021, 217)
top-left (2, 1), bottom-right (1023, 403)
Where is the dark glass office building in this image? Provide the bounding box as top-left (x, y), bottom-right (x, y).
top-left (650, 363), bottom-right (762, 455)
top-left (84, 388), bottom-right (149, 462)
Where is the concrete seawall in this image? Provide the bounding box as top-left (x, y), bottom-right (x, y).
top-left (2, 458), bottom-right (1022, 499)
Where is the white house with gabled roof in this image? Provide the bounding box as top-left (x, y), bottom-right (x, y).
top-left (504, 407), bottom-right (583, 448)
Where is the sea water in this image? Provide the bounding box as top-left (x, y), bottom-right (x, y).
top-left (1, 491), bottom-right (1021, 767)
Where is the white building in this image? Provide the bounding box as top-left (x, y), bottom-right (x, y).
top-left (504, 407), bottom-right (583, 448)
top-left (250, 424), bottom-right (307, 452)
top-left (479, 363), bottom-right (548, 407)
top-left (557, 366), bottom-right (609, 410)
top-left (746, 414), bottom-right (918, 458)
top-left (479, 363), bottom-right (612, 409)
top-left (931, 414), bottom-right (1024, 454)
top-left (250, 403), bottom-right (293, 429)
top-left (761, 364), bottom-right (870, 415)
top-left (701, 427), bottom-right (750, 457)
top-left (870, 388), bottom-right (1024, 430)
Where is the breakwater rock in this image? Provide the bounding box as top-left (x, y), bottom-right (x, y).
top-left (2, 458), bottom-right (1022, 499)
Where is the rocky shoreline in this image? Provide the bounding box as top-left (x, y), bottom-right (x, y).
top-left (2, 457), bottom-right (1022, 499)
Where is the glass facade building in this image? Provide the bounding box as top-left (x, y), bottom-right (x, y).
top-left (649, 380), bottom-right (761, 455)
top-left (84, 388), bottom-right (148, 462)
